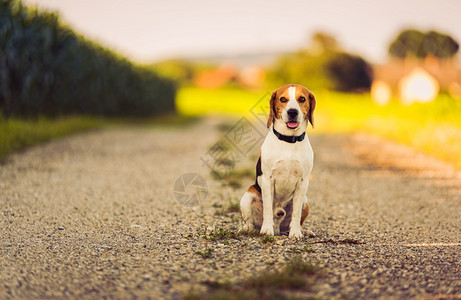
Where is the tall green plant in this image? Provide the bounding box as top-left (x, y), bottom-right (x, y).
top-left (0, 0), bottom-right (176, 118)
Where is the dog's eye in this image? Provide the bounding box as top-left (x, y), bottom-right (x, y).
top-left (298, 96), bottom-right (306, 103)
top-left (280, 97), bottom-right (288, 103)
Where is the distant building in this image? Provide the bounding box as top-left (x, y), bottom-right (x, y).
top-left (193, 63), bottom-right (265, 89)
top-left (372, 57), bottom-right (461, 105)
top-left (398, 68), bottom-right (439, 105)
top-left (193, 63), bottom-right (238, 89)
top-left (238, 66), bottom-right (265, 89)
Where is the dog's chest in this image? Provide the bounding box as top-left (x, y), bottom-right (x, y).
top-left (260, 133), bottom-right (314, 200)
top-left (271, 159), bottom-right (304, 202)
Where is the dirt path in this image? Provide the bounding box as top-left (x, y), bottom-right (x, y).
top-left (1, 118), bottom-right (460, 299)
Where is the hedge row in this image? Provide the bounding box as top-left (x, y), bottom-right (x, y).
top-left (0, 0), bottom-right (176, 118)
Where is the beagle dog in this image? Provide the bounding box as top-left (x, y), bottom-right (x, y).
top-left (240, 84), bottom-right (316, 239)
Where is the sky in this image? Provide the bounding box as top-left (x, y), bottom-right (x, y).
top-left (23, 0), bottom-right (461, 64)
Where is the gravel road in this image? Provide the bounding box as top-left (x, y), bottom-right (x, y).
top-left (1, 118), bottom-right (460, 299)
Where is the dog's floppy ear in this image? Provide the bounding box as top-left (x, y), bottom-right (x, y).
top-left (308, 91), bottom-right (316, 128)
top-left (266, 90), bottom-right (277, 128)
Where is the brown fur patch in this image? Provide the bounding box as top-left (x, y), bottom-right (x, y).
top-left (247, 184), bottom-right (261, 196)
top-left (266, 84), bottom-right (316, 128)
top-left (301, 201), bottom-right (310, 225)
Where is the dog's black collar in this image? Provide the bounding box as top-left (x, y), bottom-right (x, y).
top-left (272, 127), bottom-right (306, 143)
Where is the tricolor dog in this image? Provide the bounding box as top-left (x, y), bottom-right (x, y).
top-left (240, 84), bottom-right (316, 239)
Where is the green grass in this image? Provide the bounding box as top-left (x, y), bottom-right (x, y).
top-left (214, 198), bottom-right (240, 216)
top-left (315, 91), bottom-right (461, 168)
top-left (289, 243), bottom-right (316, 254)
top-left (226, 199), bottom-right (240, 213)
top-left (177, 86), bottom-right (265, 117)
top-left (0, 116), bottom-right (106, 162)
top-left (202, 227), bottom-right (240, 241)
top-left (246, 257), bottom-right (318, 290)
top-left (184, 257), bottom-right (320, 300)
top-left (261, 235), bottom-right (276, 244)
top-left (0, 114), bottom-right (198, 162)
top-left (211, 167), bottom-right (255, 190)
top-left (195, 248), bottom-right (214, 259)
top-left (177, 86), bottom-right (461, 169)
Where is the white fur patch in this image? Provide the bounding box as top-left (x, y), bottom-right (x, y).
top-left (284, 86), bottom-right (302, 122)
top-left (288, 86), bottom-right (296, 102)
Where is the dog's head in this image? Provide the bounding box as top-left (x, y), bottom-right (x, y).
top-left (267, 84), bottom-right (316, 132)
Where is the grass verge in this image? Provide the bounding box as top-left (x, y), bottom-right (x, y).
top-left (0, 116), bottom-right (106, 162)
top-left (315, 91), bottom-right (461, 169)
top-left (0, 114), bottom-right (198, 162)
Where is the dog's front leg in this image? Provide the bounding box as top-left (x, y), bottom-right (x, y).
top-left (260, 174), bottom-right (274, 236)
top-left (289, 179), bottom-right (309, 239)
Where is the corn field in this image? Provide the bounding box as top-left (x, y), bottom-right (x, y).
top-left (0, 0), bottom-right (176, 118)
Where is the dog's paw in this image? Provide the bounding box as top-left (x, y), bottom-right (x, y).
top-left (289, 229), bottom-right (304, 240)
top-left (238, 223), bottom-right (255, 233)
top-left (260, 223), bottom-right (274, 236)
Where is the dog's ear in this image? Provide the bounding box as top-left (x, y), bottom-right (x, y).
top-left (266, 90), bottom-right (277, 128)
top-left (308, 91), bottom-right (316, 128)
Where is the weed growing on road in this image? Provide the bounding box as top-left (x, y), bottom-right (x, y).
top-left (303, 244), bottom-right (316, 253)
top-left (214, 198), bottom-right (240, 216)
top-left (238, 230), bottom-right (260, 238)
top-left (212, 202), bottom-right (223, 208)
top-left (261, 235), bottom-right (276, 244)
top-left (289, 243), bottom-right (316, 253)
top-left (223, 168), bottom-right (255, 189)
top-left (201, 227), bottom-right (240, 241)
top-left (184, 256), bottom-right (321, 299)
top-left (195, 248), bottom-right (214, 259)
top-left (215, 122), bottom-right (235, 133)
top-left (211, 167), bottom-right (254, 189)
top-left (226, 200), bottom-right (240, 213)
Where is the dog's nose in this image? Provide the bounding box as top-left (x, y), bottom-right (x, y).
top-left (287, 109), bottom-right (299, 119)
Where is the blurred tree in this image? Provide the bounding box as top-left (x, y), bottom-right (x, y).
top-left (149, 59), bottom-right (217, 86)
top-left (424, 31), bottom-right (459, 59)
top-left (326, 53), bottom-right (373, 92)
top-left (266, 50), bottom-right (333, 90)
top-left (266, 32), bottom-right (372, 92)
top-left (149, 59), bottom-right (194, 85)
top-left (266, 32), bottom-right (337, 90)
top-left (389, 29), bottom-right (459, 59)
top-left (311, 32), bottom-right (340, 53)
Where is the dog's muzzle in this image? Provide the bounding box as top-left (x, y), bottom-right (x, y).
top-left (286, 109), bottom-right (299, 129)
